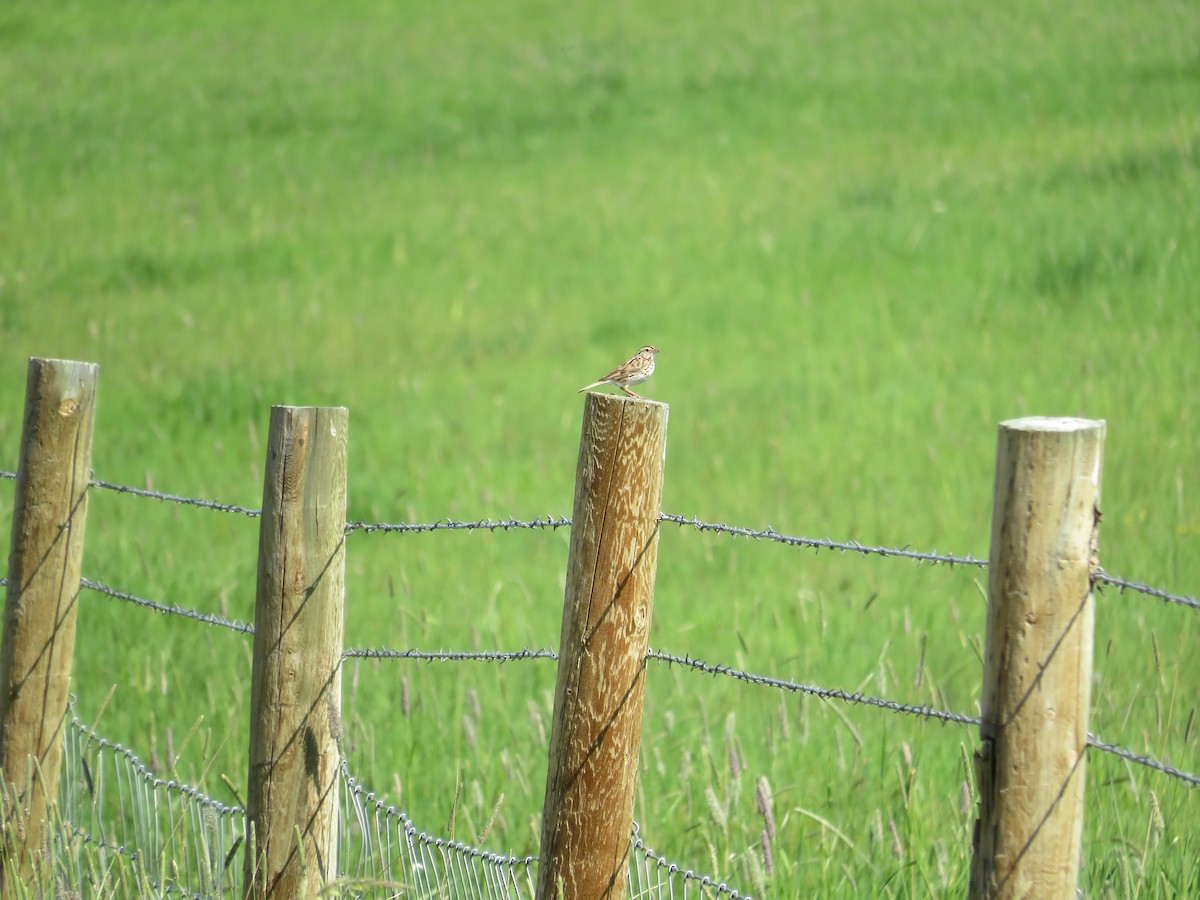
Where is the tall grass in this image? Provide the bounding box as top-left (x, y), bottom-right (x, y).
top-left (1, 0), bottom-right (1197, 893)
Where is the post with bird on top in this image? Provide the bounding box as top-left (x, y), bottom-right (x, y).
top-left (537, 347), bottom-right (667, 899)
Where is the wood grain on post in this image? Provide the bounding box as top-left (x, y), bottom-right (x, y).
top-left (537, 393), bottom-right (668, 900)
top-left (970, 417), bottom-right (1104, 900)
top-left (0, 358), bottom-right (98, 877)
top-left (244, 407), bottom-right (348, 899)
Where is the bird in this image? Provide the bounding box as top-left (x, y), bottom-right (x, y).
top-left (578, 345), bottom-right (660, 400)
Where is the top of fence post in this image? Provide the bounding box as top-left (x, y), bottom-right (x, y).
top-left (537, 391), bottom-right (668, 900)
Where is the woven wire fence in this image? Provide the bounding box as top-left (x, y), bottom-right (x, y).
top-left (55, 715), bottom-right (749, 899)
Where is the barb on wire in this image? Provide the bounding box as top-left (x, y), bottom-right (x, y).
top-left (1094, 569), bottom-right (1200, 612)
top-left (659, 513), bottom-right (988, 568)
top-left (88, 476), bottom-right (261, 518)
top-left (0, 470), bottom-right (14, 481)
top-left (81, 577), bottom-right (254, 635)
top-left (346, 515), bottom-right (572, 535)
top-left (647, 649), bottom-right (981, 727)
top-left (1088, 734), bottom-right (1200, 788)
top-left (344, 647), bottom-right (558, 663)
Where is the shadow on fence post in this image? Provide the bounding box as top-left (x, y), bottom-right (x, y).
top-left (537, 393), bottom-right (668, 900)
top-left (244, 406), bottom-right (348, 900)
top-left (970, 416), bottom-right (1104, 899)
top-left (0, 358), bottom-right (98, 884)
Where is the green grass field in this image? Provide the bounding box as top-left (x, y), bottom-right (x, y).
top-left (2, 0), bottom-right (1198, 894)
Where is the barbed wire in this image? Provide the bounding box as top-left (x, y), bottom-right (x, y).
top-left (344, 643), bottom-right (1200, 791)
top-left (1093, 569), bottom-right (1200, 611)
top-left (646, 649), bottom-right (1198, 789)
top-left (347, 515), bottom-right (572, 535)
top-left (342, 640), bottom-right (981, 729)
top-left (1087, 735), bottom-right (1200, 788)
top-left (56, 567), bottom-right (1200, 793)
top-left (344, 647), bottom-right (558, 663)
top-left (88, 476), bottom-right (261, 517)
top-left (647, 648), bottom-right (982, 728)
top-left (57, 560), bottom-right (1200, 795)
top-left (80, 577), bottom-right (254, 635)
top-left (659, 513), bottom-right (989, 569)
top-left (4, 469), bottom-right (1194, 613)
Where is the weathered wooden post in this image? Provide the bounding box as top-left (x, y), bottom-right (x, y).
top-left (970, 417), bottom-right (1104, 899)
top-left (0, 358), bottom-right (98, 882)
top-left (244, 406), bottom-right (348, 899)
top-left (537, 393), bottom-right (668, 900)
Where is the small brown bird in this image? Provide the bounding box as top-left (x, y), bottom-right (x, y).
top-left (578, 345), bottom-right (660, 399)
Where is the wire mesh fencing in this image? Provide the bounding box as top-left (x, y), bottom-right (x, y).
top-left (53, 715), bottom-right (751, 899)
top-left (56, 714), bottom-right (244, 896)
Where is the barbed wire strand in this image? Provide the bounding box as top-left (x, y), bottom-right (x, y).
top-left (345, 647), bottom-right (557, 663)
top-left (659, 513), bottom-right (989, 568)
top-left (5, 469), bottom-right (1193, 611)
top-left (347, 515), bottom-right (572, 535)
top-left (354, 641), bottom-right (976, 730)
top-left (60, 566), bottom-right (1200, 792)
top-left (47, 566), bottom-right (1200, 790)
top-left (645, 648), bottom-right (1198, 789)
top-left (80, 577), bottom-right (254, 635)
top-left (1087, 735), bottom-right (1200, 788)
top-left (88, 476), bottom-right (261, 518)
top-left (1093, 569), bottom-right (1200, 612)
top-left (56, 568), bottom-right (1200, 793)
top-left (647, 648), bottom-right (981, 728)
top-left (58, 572), bottom-right (1200, 793)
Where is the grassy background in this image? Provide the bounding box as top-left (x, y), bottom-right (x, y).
top-left (2, 0), bottom-right (1198, 894)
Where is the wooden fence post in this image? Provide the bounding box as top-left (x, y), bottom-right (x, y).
top-left (537, 393), bottom-right (668, 900)
top-left (0, 358), bottom-right (98, 880)
top-left (970, 416), bottom-right (1104, 899)
top-left (244, 406), bottom-right (348, 899)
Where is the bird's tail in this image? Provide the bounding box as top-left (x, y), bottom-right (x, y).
top-left (578, 381), bottom-right (605, 393)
